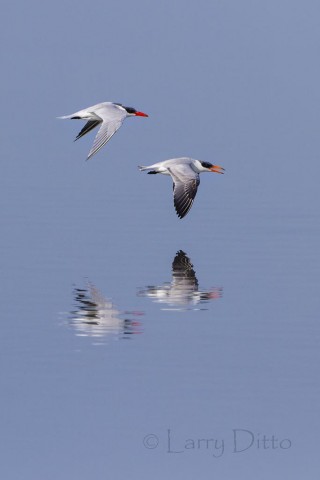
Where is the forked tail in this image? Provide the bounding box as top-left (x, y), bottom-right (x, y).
top-left (138, 166), bottom-right (158, 174)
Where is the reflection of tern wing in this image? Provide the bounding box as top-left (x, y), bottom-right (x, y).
top-left (88, 283), bottom-right (113, 310)
top-left (69, 283), bottom-right (142, 341)
top-left (73, 288), bottom-right (99, 321)
top-left (71, 284), bottom-right (123, 337)
top-left (171, 250), bottom-right (198, 291)
top-left (72, 285), bottom-right (119, 321)
top-left (137, 251), bottom-right (223, 309)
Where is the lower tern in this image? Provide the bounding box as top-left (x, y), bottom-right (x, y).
top-left (58, 101), bottom-right (148, 159)
top-left (139, 157), bottom-right (224, 219)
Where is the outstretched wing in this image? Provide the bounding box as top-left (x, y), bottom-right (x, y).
top-left (168, 164), bottom-right (200, 219)
top-left (87, 116), bottom-right (125, 159)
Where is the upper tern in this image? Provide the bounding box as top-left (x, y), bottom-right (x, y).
top-left (58, 101), bottom-right (148, 159)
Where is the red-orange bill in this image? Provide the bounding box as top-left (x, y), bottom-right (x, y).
top-left (135, 111), bottom-right (148, 117)
top-left (210, 165), bottom-right (225, 174)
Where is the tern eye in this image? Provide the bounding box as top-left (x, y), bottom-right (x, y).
top-left (124, 106), bottom-right (137, 114)
top-left (201, 161), bottom-right (212, 169)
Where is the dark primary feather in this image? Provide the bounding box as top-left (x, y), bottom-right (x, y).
top-left (172, 176), bottom-right (200, 219)
top-left (74, 120), bottom-right (101, 141)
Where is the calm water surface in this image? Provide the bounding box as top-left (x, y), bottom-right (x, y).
top-left (1, 167), bottom-right (319, 479)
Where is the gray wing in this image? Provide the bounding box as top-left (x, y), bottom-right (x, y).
top-left (87, 117), bottom-right (125, 159)
top-left (168, 164), bottom-right (200, 219)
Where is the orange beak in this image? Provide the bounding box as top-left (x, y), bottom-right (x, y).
top-left (210, 165), bottom-right (225, 174)
top-left (135, 111), bottom-right (148, 117)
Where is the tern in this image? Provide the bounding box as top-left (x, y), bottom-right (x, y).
top-left (58, 102), bottom-right (148, 159)
top-left (139, 157), bottom-right (224, 219)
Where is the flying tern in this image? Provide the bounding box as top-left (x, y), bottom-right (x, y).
top-left (58, 101), bottom-right (148, 159)
top-left (139, 157), bottom-right (224, 218)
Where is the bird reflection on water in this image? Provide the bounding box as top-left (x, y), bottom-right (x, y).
top-left (69, 282), bottom-right (143, 341)
top-left (138, 250), bottom-right (222, 311)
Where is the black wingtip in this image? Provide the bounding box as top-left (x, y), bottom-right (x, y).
top-left (175, 209), bottom-right (186, 219)
top-left (174, 200), bottom-right (193, 219)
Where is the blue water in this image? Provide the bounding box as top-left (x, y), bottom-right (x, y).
top-left (1, 162), bottom-right (319, 478)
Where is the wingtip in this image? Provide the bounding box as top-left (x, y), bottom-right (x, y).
top-left (86, 148), bottom-right (96, 160)
top-left (175, 208), bottom-right (186, 220)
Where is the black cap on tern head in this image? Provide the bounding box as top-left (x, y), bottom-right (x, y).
top-left (201, 161), bottom-right (213, 169)
top-left (114, 103), bottom-right (148, 117)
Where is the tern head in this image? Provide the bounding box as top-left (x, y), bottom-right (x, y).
top-left (121, 105), bottom-right (148, 117)
top-left (200, 161), bottom-right (225, 174)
